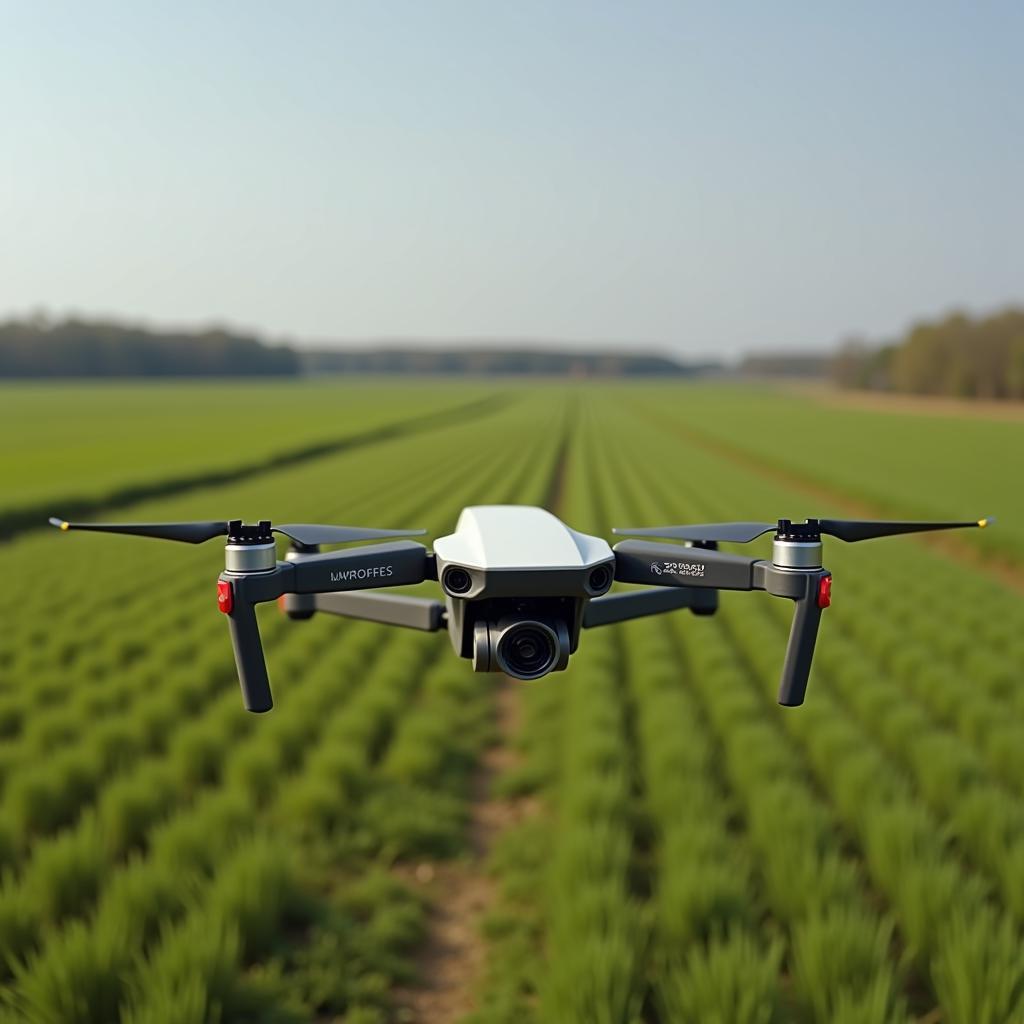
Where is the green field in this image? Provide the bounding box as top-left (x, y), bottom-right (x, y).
top-left (0, 380), bottom-right (489, 527)
top-left (1, 381), bottom-right (1022, 1024)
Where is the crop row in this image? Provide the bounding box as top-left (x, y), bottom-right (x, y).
top-left (616, 385), bottom-right (1024, 564)
top-left (0, 393), bottom-right (525, 758)
top-left (2, 380), bottom-right (491, 527)
top-left (5, 385), bottom-right (1017, 1021)
top-left (2, 627), bottom-right (389, 1022)
top-left (0, 393), bottom-right (568, 1020)
top-left (471, 393), bottom-right (1022, 1024)
top-left (617, 401), bottom-right (1024, 909)
top-left (0, 429), bottom-right (496, 865)
top-left (535, 417), bottom-right (644, 1024)
top-left (611, 398), bottom-right (1024, 1023)
top-left (599, 412), bottom-right (909, 1024)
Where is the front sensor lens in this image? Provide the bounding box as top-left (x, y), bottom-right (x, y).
top-left (588, 565), bottom-right (612, 593)
top-left (443, 567), bottom-right (472, 595)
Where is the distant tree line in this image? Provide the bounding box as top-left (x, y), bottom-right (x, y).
top-left (738, 353), bottom-right (832, 378)
top-left (17, 308), bottom-right (1021, 394)
top-left (737, 307), bottom-right (1024, 401)
top-left (0, 318), bottom-right (299, 377)
top-left (300, 347), bottom-right (715, 377)
top-left (833, 308), bottom-right (1024, 399)
top-left (0, 317), bottom-right (719, 378)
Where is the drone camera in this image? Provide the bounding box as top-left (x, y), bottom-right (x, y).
top-left (495, 619), bottom-right (565, 679)
top-left (468, 602), bottom-right (573, 680)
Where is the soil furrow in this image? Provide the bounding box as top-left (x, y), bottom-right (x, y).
top-left (392, 406), bottom-right (574, 1022)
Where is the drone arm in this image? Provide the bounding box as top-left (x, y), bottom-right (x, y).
top-left (756, 562), bottom-right (832, 706)
top-left (777, 593), bottom-right (823, 706)
top-left (583, 586), bottom-right (716, 628)
top-left (218, 568), bottom-right (288, 713)
top-left (287, 540), bottom-right (432, 593)
top-left (308, 591), bottom-right (445, 631)
top-left (220, 541), bottom-right (432, 713)
top-left (224, 597), bottom-right (274, 712)
top-left (612, 539), bottom-right (759, 590)
top-left (613, 541), bottom-right (831, 707)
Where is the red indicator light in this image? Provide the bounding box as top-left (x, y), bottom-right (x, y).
top-left (817, 574), bottom-right (832, 609)
top-left (217, 580), bottom-right (234, 614)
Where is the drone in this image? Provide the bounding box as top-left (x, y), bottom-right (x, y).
top-left (50, 507), bottom-right (992, 713)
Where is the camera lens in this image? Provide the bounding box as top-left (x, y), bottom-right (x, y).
top-left (496, 622), bottom-right (558, 680)
top-left (588, 565), bottom-right (611, 593)
top-left (443, 567), bottom-right (472, 595)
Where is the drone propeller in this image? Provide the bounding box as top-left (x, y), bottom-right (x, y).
top-left (49, 517), bottom-right (425, 546)
top-left (48, 517), bottom-right (230, 544)
top-left (815, 517), bottom-right (992, 543)
top-left (612, 516), bottom-right (993, 545)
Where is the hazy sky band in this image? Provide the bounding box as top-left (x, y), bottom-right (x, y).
top-left (2, 1), bottom-right (1021, 357)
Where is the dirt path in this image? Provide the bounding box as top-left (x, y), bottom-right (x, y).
top-left (393, 411), bottom-right (569, 1022)
top-left (790, 383), bottom-right (1024, 422)
top-left (392, 675), bottom-right (536, 1024)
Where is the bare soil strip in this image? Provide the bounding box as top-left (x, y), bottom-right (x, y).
top-left (790, 383), bottom-right (1024, 422)
top-left (656, 417), bottom-right (1024, 597)
top-left (392, 675), bottom-right (537, 1023)
top-left (392, 418), bottom-right (572, 1022)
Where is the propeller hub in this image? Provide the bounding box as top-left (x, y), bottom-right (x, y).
top-left (225, 519), bottom-right (277, 574)
top-left (226, 520), bottom-right (274, 545)
top-left (774, 519), bottom-right (822, 542)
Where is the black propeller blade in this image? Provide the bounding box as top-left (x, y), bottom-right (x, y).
top-left (612, 517), bottom-right (993, 544)
top-left (271, 524), bottom-right (427, 546)
top-left (817, 517), bottom-right (993, 542)
top-left (50, 518), bottom-right (426, 547)
top-left (612, 521), bottom-right (776, 544)
top-left (49, 517), bottom-right (230, 544)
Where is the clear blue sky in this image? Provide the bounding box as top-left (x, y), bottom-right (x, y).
top-left (2, 1), bottom-right (1021, 358)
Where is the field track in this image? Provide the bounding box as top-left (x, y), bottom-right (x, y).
top-left (793, 383), bottom-right (1024, 422)
top-left (2, 381), bottom-right (1022, 1024)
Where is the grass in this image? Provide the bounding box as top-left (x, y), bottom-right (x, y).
top-left (0, 379), bottom-right (1019, 1020)
top-left (0, 378), bottom-right (492, 523)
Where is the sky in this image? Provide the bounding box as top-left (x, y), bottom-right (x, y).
top-left (2, 2), bottom-right (1021, 359)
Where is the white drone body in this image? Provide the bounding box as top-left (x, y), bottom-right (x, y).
top-left (433, 505), bottom-right (612, 572)
top-left (432, 506), bottom-right (618, 679)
